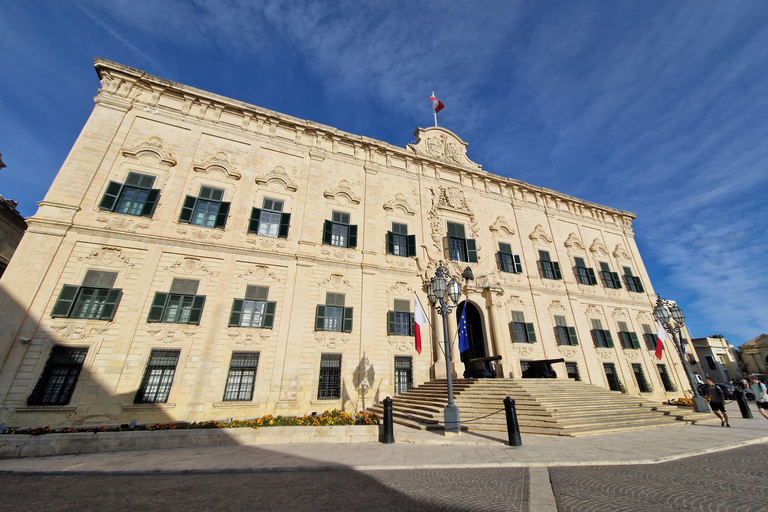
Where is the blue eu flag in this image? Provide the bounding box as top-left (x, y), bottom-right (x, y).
top-left (458, 306), bottom-right (469, 353)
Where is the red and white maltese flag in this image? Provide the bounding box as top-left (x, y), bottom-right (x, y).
top-left (655, 321), bottom-right (667, 360)
top-left (414, 293), bottom-right (429, 355)
top-left (428, 93), bottom-right (445, 113)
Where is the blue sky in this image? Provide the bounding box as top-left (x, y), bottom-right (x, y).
top-left (1, 1), bottom-right (767, 346)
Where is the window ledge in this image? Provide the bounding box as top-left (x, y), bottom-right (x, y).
top-left (15, 406), bottom-right (78, 413)
top-left (212, 402), bottom-right (261, 408)
top-left (310, 399), bottom-right (342, 406)
top-left (122, 403), bottom-right (177, 411)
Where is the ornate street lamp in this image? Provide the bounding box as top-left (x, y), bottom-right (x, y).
top-left (427, 261), bottom-right (464, 433)
top-left (653, 295), bottom-right (709, 413)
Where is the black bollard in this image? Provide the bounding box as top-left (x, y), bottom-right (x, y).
top-left (503, 396), bottom-right (522, 447)
top-left (734, 389), bottom-right (753, 419)
top-left (382, 396), bottom-right (395, 444)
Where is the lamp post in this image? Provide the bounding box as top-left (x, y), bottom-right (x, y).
top-left (427, 261), bottom-right (463, 433)
top-left (653, 295), bottom-right (710, 413)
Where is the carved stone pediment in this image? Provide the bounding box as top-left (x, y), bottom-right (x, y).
top-left (192, 152), bottom-right (241, 181)
top-left (255, 166), bottom-right (298, 192)
top-left (613, 243), bottom-right (631, 260)
top-left (383, 193), bottom-right (415, 217)
top-left (164, 256), bottom-right (217, 275)
top-left (78, 246), bottom-right (134, 266)
top-left (432, 186), bottom-right (471, 215)
top-left (408, 127), bottom-right (481, 170)
top-left (564, 233), bottom-right (585, 251)
top-left (322, 273), bottom-right (353, 290)
top-left (324, 180), bottom-right (361, 205)
top-left (590, 238), bottom-right (609, 256)
top-left (585, 304), bottom-right (603, 318)
top-left (122, 137), bottom-right (177, 169)
top-left (529, 225), bottom-right (553, 244)
top-left (489, 216), bottom-right (515, 237)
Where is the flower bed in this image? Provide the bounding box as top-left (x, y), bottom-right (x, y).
top-left (665, 398), bottom-right (693, 407)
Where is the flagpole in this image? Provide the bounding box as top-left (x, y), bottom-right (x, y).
top-left (434, 112), bottom-right (438, 127)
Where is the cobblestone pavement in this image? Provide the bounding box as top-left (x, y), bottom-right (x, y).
top-left (549, 444), bottom-right (768, 512)
top-left (0, 468), bottom-right (529, 512)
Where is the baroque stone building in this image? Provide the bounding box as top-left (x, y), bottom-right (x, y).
top-left (0, 59), bottom-right (692, 428)
top-left (0, 193), bottom-right (27, 278)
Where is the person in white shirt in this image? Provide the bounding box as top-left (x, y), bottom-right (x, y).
top-left (749, 375), bottom-right (768, 421)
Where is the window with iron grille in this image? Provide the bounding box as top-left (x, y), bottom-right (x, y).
top-left (147, 279), bottom-right (206, 325)
top-left (134, 349), bottom-right (180, 404)
top-left (599, 262), bottom-right (622, 289)
top-left (622, 266), bottom-right (644, 293)
top-left (566, 362), bottom-right (581, 381)
top-left (317, 354), bottom-right (342, 400)
top-left (27, 346), bottom-right (88, 406)
top-left (223, 352), bottom-right (260, 402)
top-left (632, 363), bottom-right (651, 392)
top-left (574, 257), bottom-right (597, 285)
top-left (394, 356), bottom-right (413, 395)
top-left (51, 270), bottom-right (122, 321)
top-left (554, 315), bottom-right (579, 346)
top-left (388, 299), bottom-right (414, 336)
top-left (387, 223), bottom-right (416, 257)
top-left (229, 285), bottom-right (276, 328)
top-left (497, 243), bottom-right (523, 273)
top-left (446, 222), bottom-right (477, 263)
top-left (323, 211), bottom-right (357, 248)
top-left (99, 172), bottom-right (160, 217)
top-left (590, 319), bottom-right (614, 348)
top-left (248, 198), bottom-right (291, 238)
top-left (657, 364), bottom-right (677, 392)
top-left (509, 311), bottom-right (536, 343)
top-left (617, 321), bottom-right (641, 349)
top-left (179, 186), bottom-right (230, 228)
top-left (538, 250), bottom-right (562, 280)
top-left (642, 324), bottom-right (656, 350)
top-left (603, 362), bottom-right (623, 392)
top-left (316, 293), bottom-right (353, 332)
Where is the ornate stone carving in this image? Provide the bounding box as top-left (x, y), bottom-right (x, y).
top-left (388, 281), bottom-right (413, 296)
top-left (408, 127), bottom-right (481, 170)
top-left (227, 329), bottom-right (270, 346)
top-left (192, 152), bottom-right (241, 181)
top-left (589, 238), bottom-right (609, 256)
top-left (146, 328), bottom-right (196, 344)
top-left (320, 247), bottom-right (356, 261)
top-left (78, 246), bottom-right (134, 266)
top-left (235, 264), bottom-right (282, 282)
top-left (558, 347), bottom-right (579, 359)
top-left (513, 344), bottom-right (536, 356)
top-left (564, 233), bottom-right (585, 251)
top-left (637, 311), bottom-right (654, 324)
top-left (315, 332), bottom-right (350, 350)
top-left (597, 349), bottom-right (614, 359)
top-left (164, 257), bottom-right (217, 276)
top-left (122, 137), bottom-right (177, 169)
top-left (506, 295), bottom-right (524, 308)
top-left (175, 226), bottom-right (225, 241)
top-left (548, 300), bottom-right (567, 314)
top-left (613, 243), bottom-right (631, 260)
top-left (323, 180), bottom-right (361, 205)
top-left (245, 236), bottom-right (288, 252)
top-left (489, 216), bottom-right (515, 237)
top-left (585, 304), bottom-right (603, 318)
top-left (625, 351), bottom-right (640, 361)
top-left (432, 186), bottom-right (471, 214)
top-left (529, 225), bottom-right (553, 244)
top-left (95, 216), bottom-right (151, 232)
top-left (611, 308), bottom-right (629, 321)
top-left (383, 193), bottom-right (416, 217)
top-left (322, 273), bottom-right (353, 290)
top-left (255, 166), bottom-right (298, 192)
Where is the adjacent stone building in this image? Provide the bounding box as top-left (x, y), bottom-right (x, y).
top-left (0, 59), bottom-right (692, 428)
top-left (740, 335), bottom-right (768, 376)
top-left (689, 336), bottom-right (741, 384)
top-left (0, 194), bottom-right (27, 278)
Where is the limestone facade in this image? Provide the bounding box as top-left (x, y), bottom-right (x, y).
top-left (0, 59), bottom-right (692, 428)
top-left (689, 337), bottom-right (741, 384)
top-left (0, 194), bottom-right (27, 278)
top-left (740, 335), bottom-right (768, 376)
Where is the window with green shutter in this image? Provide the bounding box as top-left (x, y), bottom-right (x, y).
top-left (315, 292), bottom-right (353, 332)
top-left (574, 257), bottom-right (598, 285)
top-left (388, 299), bottom-right (414, 336)
top-left (50, 271), bottom-right (122, 321)
top-left (617, 321), bottom-right (641, 349)
top-left (538, 251), bottom-right (562, 280)
top-left (554, 315), bottom-right (578, 346)
top-left (498, 243), bottom-right (523, 273)
top-left (228, 285), bottom-right (276, 328)
top-left (509, 310), bottom-right (536, 343)
top-left (599, 262), bottom-right (622, 289)
top-left (179, 186), bottom-right (230, 229)
top-left (99, 172), bottom-right (160, 218)
top-left (590, 319), bottom-right (614, 348)
top-left (147, 278), bottom-right (206, 325)
top-left (446, 222), bottom-right (477, 263)
top-left (323, 211), bottom-right (357, 248)
top-left (387, 223), bottom-right (416, 257)
top-left (622, 267), bottom-right (644, 293)
top-left (249, 198), bottom-right (291, 238)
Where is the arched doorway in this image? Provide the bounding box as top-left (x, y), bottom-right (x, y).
top-left (457, 301), bottom-right (486, 363)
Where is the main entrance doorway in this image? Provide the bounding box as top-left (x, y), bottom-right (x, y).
top-left (457, 301), bottom-right (486, 363)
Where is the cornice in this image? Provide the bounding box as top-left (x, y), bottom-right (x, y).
top-left (92, 58), bottom-right (637, 229)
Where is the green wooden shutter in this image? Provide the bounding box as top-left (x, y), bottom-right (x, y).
top-left (496, 251), bottom-right (503, 271)
top-left (187, 296), bottom-right (206, 324)
top-left (323, 220), bottom-right (333, 245)
top-left (605, 330), bottom-right (614, 348)
top-left (262, 301), bottom-right (276, 328)
top-left (229, 299), bottom-right (244, 327)
top-left (248, 208), bottom-right (261, 233)
top-left (587, 268), bottom-right (597, 285)
top-left (278, 213), bottom-right (291, 238)
top-left (315, 305), bottom-right (326, 331)
top-left (386, 231), bottom-right (395, 254)
top-left (147, 292), bottom-right (168, 322)
top-left (552, 261), bottom-right (562, 280)
top-left (99, 181), bottom-right (123, 211)
top-left (567, 327), bottom-right (579, 345)
top-left (179, 195), bottom-right (197, 223)
top-left (51, 285), bottom-right (80, 318)
top-left (634, 277), bottom-right (644, 293)
top-left (214, 202), bottom-right (230, 228)
top-left (348, 225), bottom-right (358, 248)
top-left (99, 289), bottom-right (123, 321)
top-left (343, 307), bottom-right (354, 332)
top-left (388, 311), bottom-right (396, 335)
top-left (591, 330), bottom-right (599, 346)
top-left (525, 323), bottom-right (537, 342)
top-left (466, 239), bottom-right (478, 263)
top-left (409, 313), bottom-right (415, 336)
top-left (141, 189), bottom-right (160, 217)
top-left (611, 272), bottom-right (622, 288)
top-left (629, 332), bottom-right (640, 349)
top-left (407, 235), bottom-right (416, 257)
top-left (513, 255), bottom-right (523, 273)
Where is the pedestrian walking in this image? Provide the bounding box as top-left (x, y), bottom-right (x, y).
top-left (749, 375), bottom-right (768, 421)
top-left (703, 377), bottom-right (730, 427)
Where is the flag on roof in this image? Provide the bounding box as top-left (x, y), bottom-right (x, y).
top-left (428, 93), bottom-right (445, 113)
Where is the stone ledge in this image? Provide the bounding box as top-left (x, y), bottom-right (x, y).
top-left (0, 425), bottom-right (380, 459)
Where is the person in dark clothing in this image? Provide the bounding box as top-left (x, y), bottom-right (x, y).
top-left (704, 376), bottom-right (730, 427)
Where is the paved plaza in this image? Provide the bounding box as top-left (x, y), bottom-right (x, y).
top-left (1, 405), bottom-right (768, 511)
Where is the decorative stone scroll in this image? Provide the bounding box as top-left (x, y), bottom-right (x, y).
top-left (613, 243), bottom-right (631, 260)
top-left (121, 137), bottom-right (177, 169)
top-left (192, 152), bottom-right (241, 181)
top-left (529, 225), bottom-right (553, 244)
top-left (589, 238), bottom-right (609, 256)
top-left (323, 180), bottom-right (361, 205)
top-left (255, 166), bottom-right (298, 192)
top-left (163, 256), bottom-right (217, 276)
top-left (408, 127), bottom-right (481, 170)
top-left (383, 193), bottom-right (416, 217)
top-left (489, 216), bottom-right (515, 237)
top-left (78, 246), bottom-right (134, 267)
top-left (564, 233), bottom-right (585, 251)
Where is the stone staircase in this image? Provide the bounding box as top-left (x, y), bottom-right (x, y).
top-left (368, 378), bottom-right (715, 437)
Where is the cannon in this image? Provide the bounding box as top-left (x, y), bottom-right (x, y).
top-left (463, 355), bottom-right (502, 378)
top-left (521, 358), bottom-right (565, 379)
